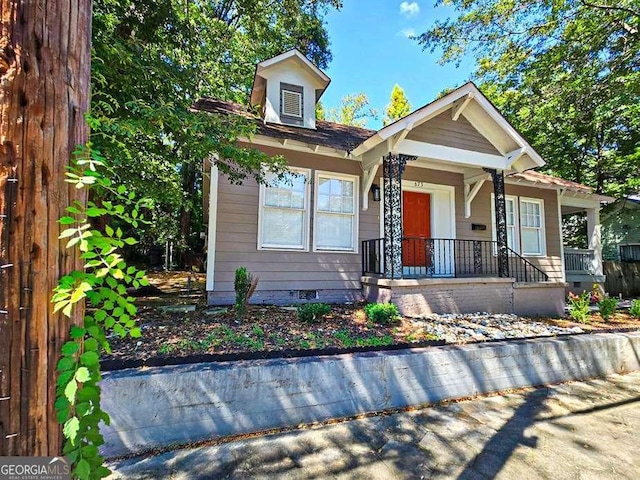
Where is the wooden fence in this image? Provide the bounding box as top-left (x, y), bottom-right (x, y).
top-left (604, 261), bottom-right (640, 298)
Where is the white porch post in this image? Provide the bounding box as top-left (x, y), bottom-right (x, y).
top-left (586, 207), bottom-right (603, 276)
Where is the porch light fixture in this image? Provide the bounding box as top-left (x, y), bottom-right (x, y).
top-left (371, 184), bottom-right (381, 202)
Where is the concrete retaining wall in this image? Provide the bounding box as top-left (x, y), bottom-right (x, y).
top-left (100, 332), bottom-right (640, 457)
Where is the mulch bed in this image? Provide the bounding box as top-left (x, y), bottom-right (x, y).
top-left (103, 303), bottom-right (445, 368)
top-left (101, 301), bottom-right (640, 370)
top-left (101, 272), bottom-right (640, 370)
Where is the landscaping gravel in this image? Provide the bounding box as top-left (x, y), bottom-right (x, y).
top-left (407, 312), bottom-right (584, 343)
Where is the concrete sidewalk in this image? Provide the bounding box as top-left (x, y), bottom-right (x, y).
top-left (107, 372), bottom-right (640, 479)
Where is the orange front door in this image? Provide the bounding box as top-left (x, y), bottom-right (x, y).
top-left (402, 191), bottom-right (431, 266)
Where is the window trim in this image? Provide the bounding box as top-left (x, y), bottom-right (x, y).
top-left (519, 196), bottom-right (547, 256)
top-left (312, 170), bottom-right (359, 254)
top-left (257, 167), bottom-right (311, 251)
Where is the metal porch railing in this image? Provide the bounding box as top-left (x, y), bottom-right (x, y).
top-left (362, 237), bottom-right (549, 283)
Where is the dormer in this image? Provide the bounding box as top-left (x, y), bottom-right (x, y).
top-left (250, 49), bottom-right (330, 130)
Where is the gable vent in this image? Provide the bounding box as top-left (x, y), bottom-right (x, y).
top-left (282, 90), bottom-right (302, 118)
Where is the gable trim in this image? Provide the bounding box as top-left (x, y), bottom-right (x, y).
top-left (352, 82), bottom-right (545, 171)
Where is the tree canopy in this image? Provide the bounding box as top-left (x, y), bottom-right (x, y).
top-left (327, 92), bottom-right (378, 128)
top-left (416, 0), bottom-right (640, 197)
top-left (91, 0), bottom-right (341, 252)
top-left (383, 84), bottom-right (412, 125)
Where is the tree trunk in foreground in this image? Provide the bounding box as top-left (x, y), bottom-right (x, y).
top-left (0, 0), bottom-right (91, 455)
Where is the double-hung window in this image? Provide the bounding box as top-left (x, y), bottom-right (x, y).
top-left (314, 172), bottom-right (358, 252)
top-left (259, 168), bottom-right (310, 250)
top-left (519, 198), bottom-right (545, 255)
top-left (491, 194), bottom-right (546, 256)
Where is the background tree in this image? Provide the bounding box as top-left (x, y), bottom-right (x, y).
top-left (327, 92), bottom-right (378, 127)
top-left (91, 0), bottom-right (341, 260)
top-left (416, 0), bottom-right (640, 198)
top-left (0, 0), bottom-right (90, 455)
top-left (316, 100), bottom-right (327, 121)
top-left (383, 84), bottom-right (412, 125)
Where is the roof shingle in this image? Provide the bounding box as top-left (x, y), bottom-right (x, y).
top-left (193, 98), bottom-right (375, 153)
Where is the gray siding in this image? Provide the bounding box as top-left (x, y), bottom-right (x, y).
top-left (213, 145), bottom-right (380, 297)
top-left (211, 148), bottom-right (564, 302)
top-left (406, 111), bottom-right (501, 155)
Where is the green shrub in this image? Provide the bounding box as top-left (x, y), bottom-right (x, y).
top-left (297, 303), bottom-right (331, 323)
top-left (365, 303), bottom-right (400, 325)
top-left (629, 299), bottom-right (640, 319)
top-left (234, 266), bottom-right (258, 319)
top-left (567, 291), bottom-right (591, 323)
top-left (597, 296), bottom-right (618, 321)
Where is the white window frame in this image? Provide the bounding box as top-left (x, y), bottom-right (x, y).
top-left (313, 171), bottom-right (359, 253)
top-left (491, 194), bottom-right (519, 253)
top-left (491, 194), bottom-right (547, 257)
top-left (519, 197), bottom-right (546, 256)
top-left (258, 167), bottom-right (310, 251)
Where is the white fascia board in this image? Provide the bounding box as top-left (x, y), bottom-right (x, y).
top-left (257, 49), bottom-right (330, 86)
top-left (397, 139), bottom-right (509, 170)
top-left (559, 195), bottom-right (603, 209)
top-left (238, 135), bottom-right (359, 161)
top-left (470, 93), bottom-right (545, 168)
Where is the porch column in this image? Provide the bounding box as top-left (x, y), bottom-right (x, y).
top-left (383, 153), bottom-right (415, 279)
top-left (586, 207), bottom-right (603, 276)
top-left (485, 168), bottom-right (510, 278)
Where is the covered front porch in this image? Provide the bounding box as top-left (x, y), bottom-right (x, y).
top-left (352, 84), bottom-right (570, 316)
top-left (358, 152), bottom-right (565, 316)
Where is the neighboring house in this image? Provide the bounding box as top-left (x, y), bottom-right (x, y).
top-left (601, 196), bottom-right (640, 262)
top-left (196, 49), bottom-right (610, 317)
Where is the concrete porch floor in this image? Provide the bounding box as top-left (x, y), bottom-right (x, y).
top-left (107, 371), bottom-right (640, 479)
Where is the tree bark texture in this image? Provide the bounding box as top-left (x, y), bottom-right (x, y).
top-left (0, 0), bottom-right (91, 455)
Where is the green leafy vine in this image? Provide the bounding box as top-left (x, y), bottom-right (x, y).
top-left (52, 146), bottom-right (150, 479)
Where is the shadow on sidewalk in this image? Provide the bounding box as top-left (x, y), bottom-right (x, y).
top-left (457, 388), bottom-right (550, 479)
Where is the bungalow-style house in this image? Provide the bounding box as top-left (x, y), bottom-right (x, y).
top-left (196, 49), bottom-right (609, 317)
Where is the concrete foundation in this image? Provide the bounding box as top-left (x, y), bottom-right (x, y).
top-left (363, 277), bottom-right (512, 316)
top-left (513, 282), bottom-right (567, 317)
top-left (101, 332), bottom-right (640, 457)
top-left (207, 288), bottom-right (363, 306)
top-left (362, 276), bottom-right (566, 317)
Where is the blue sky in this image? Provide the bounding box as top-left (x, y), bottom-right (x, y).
top-left (321, 1), bottom-right (475, 129)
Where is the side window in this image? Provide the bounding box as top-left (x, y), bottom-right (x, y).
top-left (491, 194), bottom-right (546, 256)
top-left (520, 198), bottom-right (546, 256)
top-left (280, 83), bottom-right (304, 126)
top-left (258, 168), bottom-right (310, 250)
